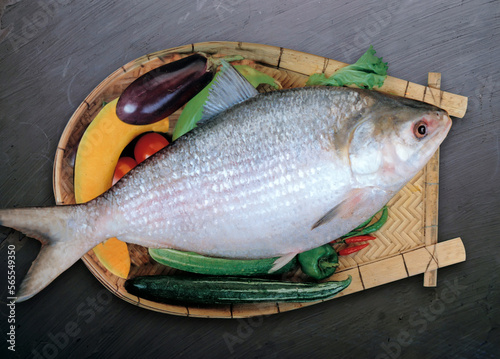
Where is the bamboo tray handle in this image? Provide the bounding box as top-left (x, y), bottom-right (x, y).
top-left (330, 237), bottom-right (466, 297)
top-left (423, 72), bottom-right (443, 287)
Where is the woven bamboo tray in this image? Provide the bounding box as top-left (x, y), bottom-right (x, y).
top-left (53, 41), bottom-right (467, 318)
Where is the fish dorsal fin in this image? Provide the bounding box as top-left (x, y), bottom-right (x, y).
top-left (199, 60), bottom-right (259, 123)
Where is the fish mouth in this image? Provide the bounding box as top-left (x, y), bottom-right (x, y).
top-left (427, 110), bottom-right (452, 143)
top-left (416, 110), bottom-right (452, 166)
top-left (444, 113), bottom-right (452, 132)
top-left (437, 111), bottom-right (452, 140)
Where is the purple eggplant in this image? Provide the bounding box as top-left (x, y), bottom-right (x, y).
top-left (116, 53), bottom-right (216, 125)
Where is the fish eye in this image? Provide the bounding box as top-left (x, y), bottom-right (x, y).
top-left (414, 121), bottom-right (428, 139)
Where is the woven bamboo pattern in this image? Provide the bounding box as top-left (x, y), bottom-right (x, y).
top-left (53, 41), bottom-right (467, 318)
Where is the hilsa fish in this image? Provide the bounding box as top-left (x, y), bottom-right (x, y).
top-left (0, 63), bottom-right (452, 301)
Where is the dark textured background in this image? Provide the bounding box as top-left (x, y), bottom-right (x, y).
top-left (0, 1), bottom-right (499, 358)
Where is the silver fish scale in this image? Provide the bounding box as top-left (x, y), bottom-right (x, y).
top-left (108, 87), bottom-right (372, 258)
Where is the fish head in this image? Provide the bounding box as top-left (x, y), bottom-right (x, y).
top-left (349, 95), bottom-right (452, 188)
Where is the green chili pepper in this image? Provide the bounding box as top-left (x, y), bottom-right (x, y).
top-left (341, 206), bottom-right (389, 239)
top-left (352, 213), bottom-right (377, 231)
top-left (297, 244), bottom-right (339, 280)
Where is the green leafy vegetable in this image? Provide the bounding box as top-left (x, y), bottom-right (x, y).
top-left (172, 74), bottom-right (216, 141)
top-left (306, 45), bottom-right (388, 89)
top-left (233, 65), bottom-right (280, 89)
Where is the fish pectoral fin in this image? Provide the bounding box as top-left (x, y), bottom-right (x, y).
top-left (199, 60), bottom-right (259, 123)
top-left (269, 252), bottom-right (297, 273)
top-left (311, 188), bottom-right (386, 230)
top-left (311, 189), bottom-right (365, 230)
top-left (311, 202), bottom-right (344, 230)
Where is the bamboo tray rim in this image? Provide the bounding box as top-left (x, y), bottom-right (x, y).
top-left (53, 41), bottom-right (467, 318)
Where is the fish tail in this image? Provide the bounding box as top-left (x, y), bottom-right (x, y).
top-left (0, 205), bottom-right (100, 302)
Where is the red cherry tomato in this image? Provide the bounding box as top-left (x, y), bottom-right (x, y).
top-left (134, 133), bottom-right (169, 164)
top-left (112, 157), bottom-right (137, 185)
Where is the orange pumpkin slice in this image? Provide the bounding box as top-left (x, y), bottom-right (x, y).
top-left (74, 98), bottom-right (169, 278)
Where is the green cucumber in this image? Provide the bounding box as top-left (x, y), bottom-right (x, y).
top-left (124, 275), bottom-right (352, 304)
top-left (148, 248), bottom-right (297, 276)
